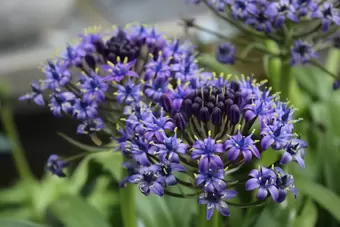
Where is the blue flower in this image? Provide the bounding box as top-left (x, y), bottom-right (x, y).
top-left (280, 139), bottom-right (306, 168)
top-left (78, 31), bottom-right (102, 53)
top-left (129, 165), bottom-right (165, 196)
top-left (196, 166), bottom-right (226, 192)
top-left (79, 73), bottom-right (108, 102)
top-left (311, 2), bottom-right (340, 32)
top-left (290, 40), bottom-right (318, 65)
top-left (265, 0), bottom-right (299, 28)
top-left (274, 167), bottom-right (298, 203)
top-left (102, 59), bottom-right (138, 82)
top-left (224, 130), bottom-right (260, 162)
top-left (154, 133), bottom-right (188, 163)
top-left (120, 161), bottom-right (141, 188)
top-left (145, 27), bottom-right (166, 48)
top-left (72, 97), bottom-right (98, 120)
top-left (261, 123), bottom-right (293, 150)
top-left (114, 79), bottom-right (141, 104)
top-left (198, 189), bottom-right (237, 220)
top-left (19, 80), bottom-right (46, 106)
top-left (46, 154), bottom-right (67, 177)
top-left (245, 11), bottom-right (273, 33)
top-left (130, 137), bottom-right (155, 165)
top-left (244, 99), bottom-right (275, 121)
top-left (143, 111), bottom-right (175, 141)
top-left (144, 75), bottom-right (170, 102)
top-left (171, 54), bottom-right (200, 81)
top-left (216, 43), bottom-right (236, 65)
top-left (294, 0), bottom-right (318, 17)
top-left (158, 162), bottom-right (186, 186)
top-left (245, 166), bottom-right (279, 201)
top-left (77, 117), bottom-right (105, 134)
top-left (43, 61), bottom-right (71, 90)
top-left (60, 44), bottom-right (83, 67)
top-left (49, 92), bottom-right (75, 117)
top-left (229, 0), bottom-right (257, 19)
top-left (144, 55), bottom-right (172, 81)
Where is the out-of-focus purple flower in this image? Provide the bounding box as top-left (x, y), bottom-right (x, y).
top-left (245, 11), bottom-right (273, 33)
top-left (72, 97), bottom-right (98, 120)
top-left (78, 30), bottom-right (102, 53)
top-left (115, 79), bottom-right (141, 104)
top-left (80, 73), bottom-right (108, 102)
top-left (171, 54), bottom-right (200, 81)
top-left (19, 80), bottom-right (46, 106)
top-left (129, 165), bottom-right (165, 196)
top-left (216, 43), bottom-right (236, 65)
top-left (145, 27), bottom-right (166, 48)
top-left (46, 154), bottom-right (67, 177)
top-left (49, 92), bottom-right (75, 117)
top-left (144, 55), bottom-right (172, 81)
top-left (77, 117), bottom-right (105, 134)
top-left (245, 166), bottom-right (279, 201)
top-left (102, 59), bottom-right (138, 82)
top-left (265, 0), bottom-right (299, 28)
top-left (144, 75), bottom-right (169, 102)
top-left (224, 130), bottom-right (260, 162)
top-left (196, 166), bottom-right (226, 192)
top-left (229, 0), bottom-right (257, 19)
top-left (311, 2), bottom-right (340, 32)
top-left (154, 133), bottom-right (187, 163)
top-left (280, 139), bottom-right (306, 168)
top-left (198, 189), bottom-right (237, 220)
top-left (274, 167), bottom-right (297, 203)
top-left (290, 40), bottom-right (318, 65)
top-left (60, 44), bottom-right (83, 67)
top-left (333, 79), bottom-right (340, 90)
top-left (43, 61), bottom-right (71, 90)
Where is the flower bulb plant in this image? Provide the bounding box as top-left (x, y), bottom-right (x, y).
top-left (20, 23), bottom-right (306, 226)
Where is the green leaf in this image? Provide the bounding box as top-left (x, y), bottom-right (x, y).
top-left (49, 195), bottom-right (111, 227)
top-left (295, 177), bottom-right (340, 223)
top-left (0, 220), bottom-right (45, 227)
top-left (197, 54), bottom-right (239, 74)
top-left (57, 132), bottom-right (114, 152)
top-left (292, 200), bottom-right (317, 227)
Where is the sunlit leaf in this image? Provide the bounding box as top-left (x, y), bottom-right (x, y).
top-left (292, 200), bottom-right (317, 227)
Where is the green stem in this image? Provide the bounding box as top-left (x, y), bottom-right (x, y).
top-left (326, 48), bottom-right (340, 75)
top-left (0, 83), bottom-right (34, 182)
top-left (211, 211), bottom-right (220, 227)
top-left (263, 40), bottom-right (282, 93)
top-left (280, 62), bottom-right (293, 100)
top-left (119, 166), bottom-right (137, 227)
top-left (197, 204), bottom-right (208, 227)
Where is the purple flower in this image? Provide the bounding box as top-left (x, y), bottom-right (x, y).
top-left (144, 55), bottom-right (172, 81)
top-left (290, 40), bottom-right (318, 65)
top-left (154, 133), bottom-right (187, 163)
top-left (129, 165), bottom-right (165, 196)
top-left (261, 123), bottom-right (293, 150)
top-left (143, 111), bottom-right (175, 141)
top-left (46, 154), bottom-right (67, 177)
top-left (77, 117), bottom-right (105, 134)
top-left (60, 44), bottom-right (83, 67)
top-left (72, 97), bottom-right (98, 120)
top-left (78, 31), bottom-right (102, 53)
top-left (145, 27), bottom-right (166, 48)
top-left (130, 137), bottom-right (154, 165)
top-left (43, 61), bottom-right (71, 90)
top-left (294, 0), bottom-right (318, 17)
top-left (312, 2), bottom-right (340, 32)
top-left (280, 139), bottom-right (306, 168)
top-left (216, 43), bottom-right (236, 65)
top-left (265, 0), bottom-right (299, 28)
top-left (245, 167), bottom-right (279, 201)
top-left (244, 99), bottom-right (275, 121)
top-left (114, 79), bottom-right (141, 104)
top-left (245, 11), bottom-right (273, 33)
top-left (171, 54), bottom-right (200, 81)
top-left (144, 75), bottom-right (170, 102)
top-left (120, 161), bottom-right (141, 188)
top-left (19, 80), bottom-right (45, 106)
top-left (196, 166), bottom-right (226, 192)
top-left (80, 73), bottom-right (108, 102)
top-left (102, 59), bottom-right (138, 82)
top-left (49, 92), bottom-right (75, 117)
top-left (158, 162), bottom-right (186, 186)
top-left (229, 0), bottom-right (257, 19)
top-left (198, 189), bottom-right (237, 220)
top-left (274, 167), bottom-right (297, 203)
top-left (224, 130), bottom-right (260, 162)
top-left (333, 79), bottom-right (340, 90)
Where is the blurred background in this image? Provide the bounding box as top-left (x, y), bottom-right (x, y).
top-left (1, 0), bottom-right (339, 227)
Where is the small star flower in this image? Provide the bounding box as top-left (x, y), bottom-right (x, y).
top-left (79, 73), bottom-right (108, 102)
top-left (49, 92), bottom-right (75, 117)
top-left (274, 167), bottom-right (298, 203)
top-left (46, 154), bottom-right (67, 177)
top-left (114, 79), bottom-right (141, 104)
top-left (290, 40), bottom-right (318, 65)
top-left (102, 59), bottom-right (138, 82)
top-left (216, 43), bottom-right (236, 65)
top-left (19, 80), bottom-right (46, 106)
top-left (312, 2), bottom-right (340, 32)
top-left (43, 61), bottom-right (72, 90)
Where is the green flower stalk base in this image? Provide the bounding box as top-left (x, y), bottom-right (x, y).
top-left (263, 39), bottom-right (282, 93)
top-left (120, 167), bottom-right (137, 227)
top-left (198, 205), bottom-right (220, 227)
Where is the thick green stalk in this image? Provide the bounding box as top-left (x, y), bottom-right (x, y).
top-left (120, 167), bottom-right (137, 227)
top-left (263, 40), bottom-right (281, 93)
top-left (280, 62), bottom-right (293, 100)
top-left (0, 83), bottom-right (34, 182)
top-left (197, 205), bottom-right (208, 227)
top-left (326, 48), bottom-right (340, 75)
top-left (211, 211), bottom-right (220, 227)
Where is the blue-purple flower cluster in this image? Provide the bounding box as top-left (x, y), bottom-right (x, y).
top-left (20, 24), bottom-right (205, 137)
top-left (118, 74), bottom-right (306, 220)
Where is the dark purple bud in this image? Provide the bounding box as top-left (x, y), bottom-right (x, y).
top-left (185, 92), bottom-right (195, 101)
top-left (205, 102), bottom-right (215, 113)
top-left (199, 106), bottom-right (210, 122)
top-left (333, 80), bottom-right (340, 90)
top-left (224, 98), bottom-right (234, 113)
top-left (217, 93), bottom-right (225, 102)
top-left (194, 97), bottom-right (203, 105)
top-left (183, 98), bottom-right (193, 116)
top-left (203, 88), bottom-right (210, 100)
top-left (234, 92), bottom-right (243, 107)
top-left (212, 107), bottom-right (222, 125)
top-left (174, 113), bottom-right (186, 130)
top-left (192, 103), bottom-right (200, 116)
top-left (230, 81), bottom-right (240, 92)
top-left (229, 104), bottom-right (240, 125)
top-left (160, 94), bottom-right (172, 112)
top-left (94, 40), bottom-right (107, 55)
top-left (217, 101), bottom-right (224, 110)
top-left (85, 54), bottom-right (96, 70)
top-left (208, 95), bottom-right (216, 103)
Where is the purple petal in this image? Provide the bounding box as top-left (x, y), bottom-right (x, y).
top-left (280, 152), bottom-right (293, 165)
top-left (217, 201), bottom-right (230, 216)
top-left (261, 135), bottom-right (275, 150)
top-left (206, 203), bottom-right (215, 220)
top-left (150, 182), bottom-right (164, 196)
top-left (245, 178), bottom-right (260, 191)
top-left (268, 185), bottom-right (279, 201)
top-left (257, 187), bottom-right (268, 200)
